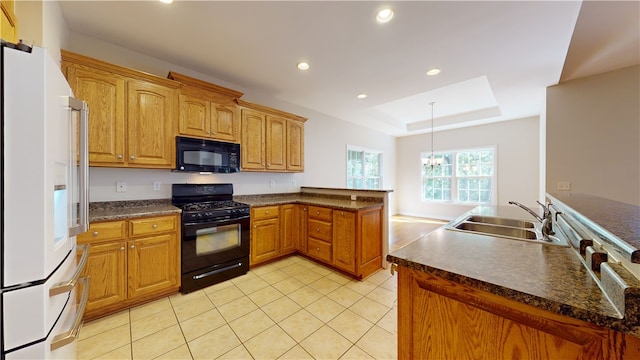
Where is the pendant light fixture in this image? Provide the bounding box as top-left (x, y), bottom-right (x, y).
top-left (427, 101), bottom-right (443, 169)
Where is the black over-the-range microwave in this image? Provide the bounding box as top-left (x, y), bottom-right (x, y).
top-left (175, 136), bottom-right (240, 173)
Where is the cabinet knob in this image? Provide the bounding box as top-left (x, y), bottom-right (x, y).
top-left (152, 224), bottom-right (158, 229)
top-left (316, 228), bottom-right (320, 232)
top-left (130, 245), bottom-right (135, 249)
top-left (117, 155), bottom-right (123, 160)
top-left (120, 247), bottom-right (125, 251)
top-left (341, 211), bottom-right (344, 215)
top-left (316, 211), bottom-right (320, 215)
top-left (130, 155), bottom-right (136, 160)
top-left (92, 231), bottom-right (99, 236)
top-left (265, 211), bottom-right (269, 214)
top-left (316, 247), bottom-right (320, 252)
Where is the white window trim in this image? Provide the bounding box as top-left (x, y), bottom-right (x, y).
top-left (346, 145), bottom-right (383, 190)
top-left (421, 145), bottom-right (497, 205)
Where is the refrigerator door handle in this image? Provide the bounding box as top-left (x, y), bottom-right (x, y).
top-left (50, 276), bottom-right (91, 351)
top-left (67, 96), bottom-right (90, 236)
top-left (49, 244), bottom-right (91, 296)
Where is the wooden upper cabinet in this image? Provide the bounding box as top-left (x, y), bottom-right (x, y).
top-left (65, 65), bottom-right (126, 165)
top-left (241, 109), bottom-right (266, 170)
top-left (238, 100), bottom-right (307, 172)
top-left (168, 71), bottom-right (242, 143)
top-left (287, 120), bottom-right (304, 171)
top-left (266, 115), bottom-right (287, 171)
top-left (0, 0), bottom-right (18, 43)
top-left (61, 50), bottom-right (180, 169)
top-left (127, 80), bottom-right (174, 167)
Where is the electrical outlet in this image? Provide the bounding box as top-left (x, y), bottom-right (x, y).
top-left (116, 181), bottom-right (127, 193)
top-left (557, 181), bottom-right (571, 191)
top-left (350, 194), bottom-right (357, 201)
top-left (270, 180), bottom-right (275, 188)
top-left (153, 181), bottom-right (161, 191)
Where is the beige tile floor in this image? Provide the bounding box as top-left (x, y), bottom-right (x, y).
top-left (77, 255), bottom-right (398, 360)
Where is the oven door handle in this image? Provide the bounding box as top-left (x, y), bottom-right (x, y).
top-left (184, 216), bottom-right (249, 227)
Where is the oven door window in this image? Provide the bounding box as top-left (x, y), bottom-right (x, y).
top-left (184, 150), bottom-right (223, 167)
top-left (195, 223), bottom-right (241, 255)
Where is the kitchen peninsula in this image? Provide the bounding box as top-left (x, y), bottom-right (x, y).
top-left (387, 197), bottom-right (640, 359)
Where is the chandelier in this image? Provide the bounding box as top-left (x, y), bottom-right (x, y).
top-left (425, 101), bottom-right (443, 169)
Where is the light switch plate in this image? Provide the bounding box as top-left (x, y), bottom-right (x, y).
top-left (153, 181), bottom-right (161, 191)
top-left (116, 181), bottom-right (127, 193)
top-left (557, 181), bottom-right (571, 191)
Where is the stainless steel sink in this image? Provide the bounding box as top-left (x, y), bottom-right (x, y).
top-left (465, 215), bottom-right (535, 229)
top-left (454, 222), bottom-right (538, 239)
top-left (445, 214), bottom-right (569, 246)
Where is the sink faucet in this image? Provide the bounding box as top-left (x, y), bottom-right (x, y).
top-left (508, 200), bottom-right (555, 239)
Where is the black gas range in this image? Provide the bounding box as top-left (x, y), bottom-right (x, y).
top-left (172, 183), bottom-right (250, 293)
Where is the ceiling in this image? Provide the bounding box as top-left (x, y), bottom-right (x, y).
top-left (58, 1), bottom-right (639, 137)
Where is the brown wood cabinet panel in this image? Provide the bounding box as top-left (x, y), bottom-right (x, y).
top-left (397, 266), bottom-right (640, 360)
top-left (0, 0), bottom-right (18, 43)
top-left (65, 65), bottom-right (126, 165)
top-left (308, 238), bottom-right (332, 263)
top-left (295, 205), bottom-right (308, 254)
top-left (79, 240), bottom-right (127, 314)
top-left (308, 219), bottom-right (332, 242)
top-left (358, 207), bottom-right (383, 278)
top-left (129, 215), bottom-right (177, 237)
top-left (332, 210), bottom-right (356, 274)
top-left (78, 220), bottom-right (127, 243)
top-left (252, 205), bottom-right (279, 221)
top-left (280, 204), bottom-right (297, 255)
top-left (178, 94), bottom-right (210, 138)
top-left (127, 80), bottom-right (175, 168)
top-left (251, 217), bottom-right (280, 264)
top-left (266, 115), bottom-right (286, 171)
top-left (308, 206), bottom-right (333, 222)
top-left (286, 120), bottom-right (304, 171)
top-left (127, 233), bottom-right (179, 299)
top-left (212, 104), bottom-right (239, 142)
top-left (241, 109), bottom-right (266, 170)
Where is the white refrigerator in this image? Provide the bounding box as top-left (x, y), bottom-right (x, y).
top-left (1, 41), bottom-right (90, 359)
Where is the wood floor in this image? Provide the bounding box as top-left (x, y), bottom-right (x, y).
top-left (389, 215), bottom-right (448, 252)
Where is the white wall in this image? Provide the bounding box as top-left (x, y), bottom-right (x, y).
top-left (547, 65), bottom-right (640, 205)
top-left (63, 32), bottom-right (397, 211)
top-left (396, 117), bottom-right (540, 220)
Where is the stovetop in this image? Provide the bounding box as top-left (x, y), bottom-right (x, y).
top-left (177, 200), bottom-right (248, 212)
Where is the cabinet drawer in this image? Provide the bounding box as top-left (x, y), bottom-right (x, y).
top-left (308, 219), bottom-right (332, 242)
top-left (78, 221), bottom-right (127, 243)
top-left (308, 238), bottom-right (332, 263)
top-left (252, 206), bottom-right (279, 220)
top-left (308, 206), bottom-right (332, 222)
top-left (129, 216), bottom-right (176, 237)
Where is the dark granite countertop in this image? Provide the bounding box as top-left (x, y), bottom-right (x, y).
top-left (386, 205), bottom-right (640, 336)
top-left (234, 193), bottom-right (384, 211)
top-left (89, 199), bottom-right (181, 222)
top-left (548, 193), bottom-right (640, 250)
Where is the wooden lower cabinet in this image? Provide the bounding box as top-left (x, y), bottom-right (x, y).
top-left (249, 203), bottom-right (383, 279)
top-left (77, 214), bottom-right (180, 320)
top-left (397, 266), bottom-right (640, 360)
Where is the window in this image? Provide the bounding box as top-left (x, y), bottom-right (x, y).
top-left (422, 148), bottom-right (495, 203)
top-left (347, 146), bottom-right (382, 190)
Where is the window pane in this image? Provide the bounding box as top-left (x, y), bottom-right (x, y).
top-left (348, 150), bottom-right (363, 177)
top-left (352, 178), bottom-right (363, 189)
top-left (365, 178), bottom-right (380, 189)
top-left (365, 153), bottom-right (380, 176)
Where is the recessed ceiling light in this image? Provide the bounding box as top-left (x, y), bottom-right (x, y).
top-left (426, 68), bottom-right (441, 76)
top-left (357, 93), bottom-right (368, 99)
top-left (297, 62), bottom-right (310, 70)
top-left (159, 0), bottom-right (173, 4)
top-left (376, 8), bottom-right (394, 23)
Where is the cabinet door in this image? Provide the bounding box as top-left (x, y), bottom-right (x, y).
top-left (79, 240), bottom-right (127, 314)
top-left (127, 233), bottom-right (179, 299)
top-left (127, 80), bottom-right (175, 168)
top-left (211, 104), bottom-right (239, 142)
top-left (241, 109), bottom-right (266, 170)
top-left (287, 120), bottom-right (304, 172)
top-left (280, 204), bottom-right (297, 255)
top-left (266, 115), bottom-right (287, 171)
top-left (178, 94), bottom-right (210, 138)
top-left (296, 205), bottom-right (308, 254)
top-left (333, 210), bottom-right (356, 274)
top-left (358, 207), bottom-right (383, 278)
top-left (0, 0), bottom-right (18, 43)
top-left (251, 218), bottom-right (280, 265)
top-left (66, 66), bottom-right (126, 165)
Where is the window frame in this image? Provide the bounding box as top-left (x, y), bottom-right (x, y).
top-left (346, 145), bottom-right (383, 190)
top-left (421, 146), bottom-right (497, 204)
